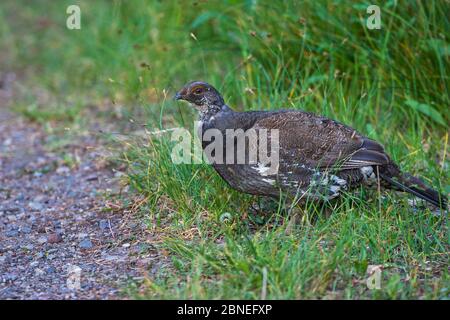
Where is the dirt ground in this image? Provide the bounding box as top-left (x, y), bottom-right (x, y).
top-left (0, 73), bottom-right (163, 299)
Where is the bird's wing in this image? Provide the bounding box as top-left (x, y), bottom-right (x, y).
top-left (252, 111), bottom-right (389, 170)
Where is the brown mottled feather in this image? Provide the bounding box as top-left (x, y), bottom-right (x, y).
top-left (252, 111), bottom-right (388, 169)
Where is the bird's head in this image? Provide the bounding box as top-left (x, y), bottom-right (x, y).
top-left (174, 81), bottom-right (225, 115)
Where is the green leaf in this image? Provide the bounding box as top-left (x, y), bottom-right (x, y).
top-left (305, 74), bottom-right (328, 86)
top-left (191, 11), bottom-right (222, 29)
top-left (405, 99), bottom-right (446, 126)
top-left (420, 38), bottom-right (449, 57)
top-left (354, 259), bottom-right (368, 275)
top-left (444, 185), bottom-right (450, 194)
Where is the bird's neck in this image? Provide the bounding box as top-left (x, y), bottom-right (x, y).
top-left (199, 104), bottom-right (232, 121)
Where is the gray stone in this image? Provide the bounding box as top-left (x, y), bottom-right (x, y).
top-left (3, 273), bottom-right (18, 282)
top-left (34, 268), bottom-right (45, 276)
top-left (46, 266), bottom-right (56, 274)
top-left (22, 244), bottom-right (34, 251)
top-left (37, 236), bottom-right (47, 244)
top-left (5, 230), bottom-right (19, 237)
top-left (30, 261), bottom-right (39, 267)
top-left (20, 226), bottom-right (32, 234)
top-left (99, 219), bottom-right (108, 230)
top-left (29, 201), bottom-right (43, 211)
top-left (79, 238), bottom-right (93, 249)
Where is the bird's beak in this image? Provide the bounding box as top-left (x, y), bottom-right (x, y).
top-left (174, 92), bottom-right (183, 101)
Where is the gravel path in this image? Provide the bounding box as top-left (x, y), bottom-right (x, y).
top-left (0, 73), bottom-right (159, 299)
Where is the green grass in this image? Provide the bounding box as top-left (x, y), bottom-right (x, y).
top-left (1, 0), bottom-right (448, 299)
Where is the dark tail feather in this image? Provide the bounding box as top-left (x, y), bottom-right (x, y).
top-left (380, 173), bottom-right (447, 208)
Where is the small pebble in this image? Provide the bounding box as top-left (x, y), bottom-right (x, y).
top-left (99, 220), bottom-right (109, 230)
top-left (34, 268), bottom-right (45, 276)
top-left (56, 166), bottom-right (70, 174)
top-left (46, 266), bottom-right (56, 274)
top-left (3, 273), bottom-right (18, 282)
top-left (79, 238), bottom-right (93, 249)
top-left (29, 201), bottom-right (43, 211)
top-left (20, 226), bottom-right (32, 234)
top-left (47, 233), bottom-right (63, 244)
top-left (37, 236), bottom-right (47, 245)
top-left (22, 244), bottom-right (34, 251)
top-left (5, 230), bottom-right (19, 237)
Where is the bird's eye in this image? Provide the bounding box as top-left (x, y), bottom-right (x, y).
top-left (194, 87), bottom-right (203, 94)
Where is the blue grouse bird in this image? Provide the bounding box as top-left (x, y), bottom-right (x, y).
top-left (175, 81), bottom-right (447, 208)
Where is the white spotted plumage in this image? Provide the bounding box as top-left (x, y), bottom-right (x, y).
top-left (360, 166), bottom-right (377, 184)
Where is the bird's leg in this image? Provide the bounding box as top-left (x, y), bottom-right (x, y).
top-left (249, 201), bottom-right (261, 215)
top-left (320, 199), bottom-right (338, 219)
top-left (249, 196), bottom-right (276, 215)
top-left (284, 197), bottom-right (306, 235)
top-left (321, 204), bottom-right (334, 219)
